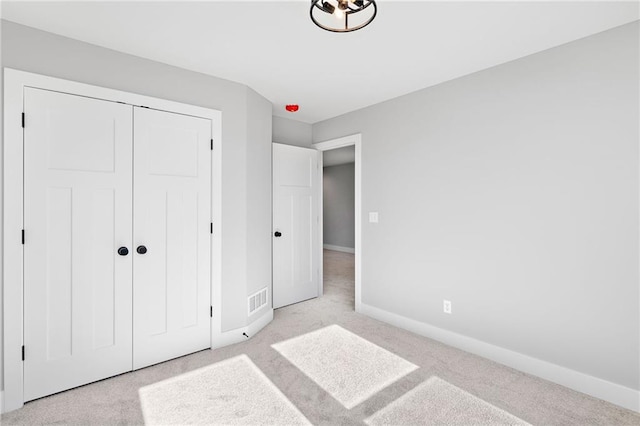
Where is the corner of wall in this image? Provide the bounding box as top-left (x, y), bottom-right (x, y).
top-left (272, 115), bottom-right (313, 148)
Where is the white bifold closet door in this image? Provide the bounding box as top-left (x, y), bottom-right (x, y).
top-left (23, 88), bottom-right (134, 402)
top-left (132, 107), bottom-right (212, 369)
top-left (23, 89), bottom-right (212, 401)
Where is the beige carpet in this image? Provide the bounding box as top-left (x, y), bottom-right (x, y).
top-left (139, 354), bottom-right (310, 425)
top-left (272, 324), bottom-right (418, 409)
top-left (365, 376), bottom-right (530, 426)
top-left (3, 250), bottom-right (639, 425)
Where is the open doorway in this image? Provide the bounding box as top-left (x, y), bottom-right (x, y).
top-left (322, 147), bottom-right (356, 307)
top-left (315, 134), bottom-right (362, 312)
top-left (323, 147), bottom-right (355, 254)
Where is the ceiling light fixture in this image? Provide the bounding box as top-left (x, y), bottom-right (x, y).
top-left (310, 0), bottom-right (377, 33)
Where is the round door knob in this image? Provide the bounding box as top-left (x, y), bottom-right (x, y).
top-left (117, 247), bottom-right (129, 256)
top-left (274, 231), bottom-right (282, 237)
top-left (136, 245), bottom-right (147, 254)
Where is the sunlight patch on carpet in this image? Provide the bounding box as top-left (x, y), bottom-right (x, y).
top-left (365, 376), bottom-right (530, 425)
top-left (139, 354), bottom-right (311, 425)
top-left (271, 324), bottom-right (418, 409)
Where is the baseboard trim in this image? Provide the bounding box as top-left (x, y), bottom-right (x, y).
top-left (212, 308), bottom-right (274, 349)
top-left (358, 302), bottom-right (639, 412)
top-left (323, 244), bottom-right (355, 254)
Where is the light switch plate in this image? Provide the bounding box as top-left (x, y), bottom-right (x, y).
top-left (369, 212), bottom-right (379, 223)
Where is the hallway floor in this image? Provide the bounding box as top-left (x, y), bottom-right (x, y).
top-left (2, 250), bottom-right (638, 425)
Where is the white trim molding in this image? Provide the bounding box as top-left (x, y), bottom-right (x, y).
top-left (212, 309), bottom-right (274, 349)
top-left (3, 68), bottom-right (223, 413)
top-left (360, 302), bottom-right (640, 413)
top-left (323, 244), bottom-right (355, 254)
top-left (314, 134), bottom-right (362, 311)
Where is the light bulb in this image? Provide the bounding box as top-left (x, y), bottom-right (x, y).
top-left (334, 7), bottom-right (344, 19)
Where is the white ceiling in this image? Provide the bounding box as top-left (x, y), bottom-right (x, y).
top-left (323, 145), bottom-right (355, 167)
top-left (2, 1), bottom-right (638, 123)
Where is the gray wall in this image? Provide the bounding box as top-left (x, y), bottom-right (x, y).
top-left (323, 163), bottom-right (355, 249)
top-left (0, 20), bottom-right (274, 395)
top-left (272, 115), bottom-right (312, 147)
top-left (314, 22), bottom-right (640, 390)
top-left (246, 88), bottom-right (273, 319)
top-left (0, 19), bottom-right (4, 398)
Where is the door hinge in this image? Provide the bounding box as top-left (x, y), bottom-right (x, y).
top-left (21, 112), bottom-right (25, 128)
top-left (210, 306), bottom-right (213, 318)
top-left (210, 222), bottom-right (213, 234)
top-left (211, 139), bottom-right (213, 150)
top-left (21, 345), bottom-right (25, 361)
top-left (21, 229), bottom-right (25, 244)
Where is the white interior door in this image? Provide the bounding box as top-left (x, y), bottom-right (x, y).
top-left (133, 107), bottom-right (212, 369)
top-left (273, 143), bottom-right (319, 309)
top-left (23, 88), bottom-right (133, 401)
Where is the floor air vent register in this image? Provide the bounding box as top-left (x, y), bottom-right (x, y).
top-left (248, 287), bottom-right (268, 315)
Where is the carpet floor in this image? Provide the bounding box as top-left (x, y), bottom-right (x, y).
top-left (139, 354), bottom-right (310, 425)
top-left (2, 249), bottom-right (639, 425)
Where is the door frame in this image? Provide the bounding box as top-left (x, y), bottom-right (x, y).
top-left (2, 68), bottom-right (222, 413)
top-left (314, 134), bottom-right (362, 311)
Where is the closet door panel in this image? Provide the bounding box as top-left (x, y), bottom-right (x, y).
top-left (133, 107), bottom-right (212, 369)
top-left (23, 88), bottom-right (133, 402)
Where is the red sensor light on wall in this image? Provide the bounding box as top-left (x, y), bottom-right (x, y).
top-left (285, 104), bottom-right (299, 112)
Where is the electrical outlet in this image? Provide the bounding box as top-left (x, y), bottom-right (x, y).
top-left (443, 300), bottom-right (452, 314)
top-left (369, 212), bottom-right (379, 223)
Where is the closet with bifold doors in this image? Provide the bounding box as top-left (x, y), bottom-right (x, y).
top-left (22, 87), bottom-right (213, 401)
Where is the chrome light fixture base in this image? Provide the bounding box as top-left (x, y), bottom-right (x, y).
top-left (310, 0), bottom-right (377, 33)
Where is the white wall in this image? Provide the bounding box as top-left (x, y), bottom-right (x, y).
top-left (0, 20), bottom-right (274, 393)
top-left (272, 116), bottom-right (312, 148)
top-left (314, 21), bottom-right (639, 396)
top-left (323, 163), bottom-right (355, 249)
